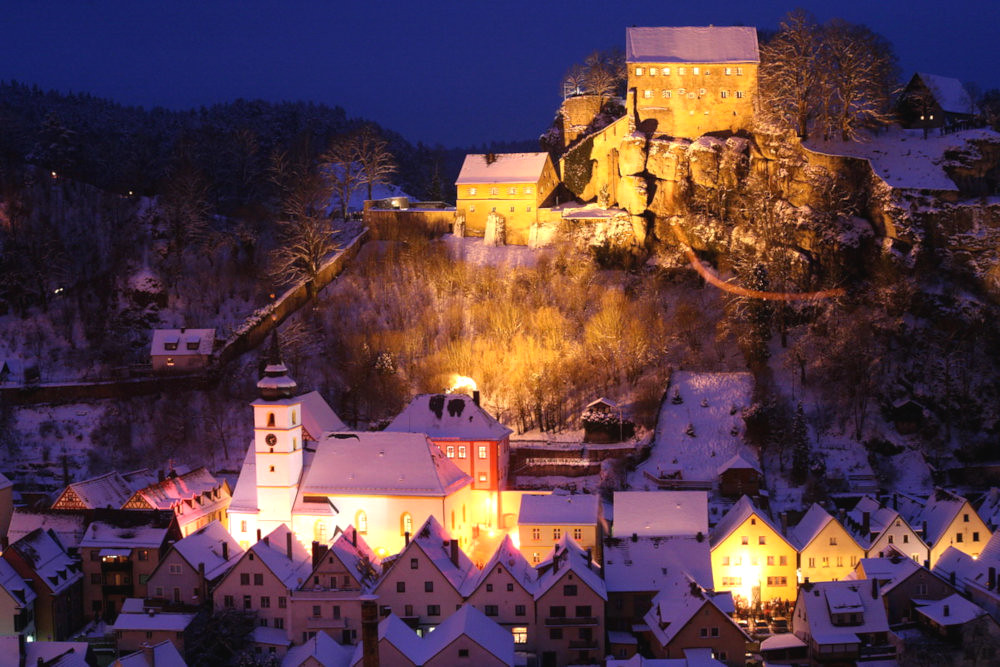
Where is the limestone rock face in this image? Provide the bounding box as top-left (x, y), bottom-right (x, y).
top-left (648, 179), bottom-right (685, 218)
top-left (646, 137), bottom-right (689, 181)
top-left (618, 134), bottom-right (648, 177)
top-left (687, 137), bottom-right (724, 189)
top-left (617, 175), bottom-right (649, 215)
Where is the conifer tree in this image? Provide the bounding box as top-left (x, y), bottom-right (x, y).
top-left (791, 403), bottom-right (810, 485)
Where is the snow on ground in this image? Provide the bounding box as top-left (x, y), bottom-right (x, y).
top-left (441, 235), bottom-right (541, 269)
top-left (630, 371), bottom-right (754, 489)
top-left (805, 126), bottom-right (1000, 191)
top-left (514, 474), bottom-right (602, 493)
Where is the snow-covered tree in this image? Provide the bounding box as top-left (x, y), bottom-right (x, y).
top-left (759, 10), bottom-right (823, 138)
top-left (321, 133), bottom-right (365, 221)
top-left (791, 403), bottom-right (810, 484)
top-left (352, 125), bottom-right (397, 201)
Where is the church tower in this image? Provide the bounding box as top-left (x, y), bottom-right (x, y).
top-left (251, 332), bottom-right (304, 529)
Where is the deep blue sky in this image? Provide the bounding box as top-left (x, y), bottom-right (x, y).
top-left (2, 1), bottom-right (997, 147)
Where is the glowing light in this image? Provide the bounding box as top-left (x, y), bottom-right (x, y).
top-left (447, 375), bottom-right (478, 394)
top-left (375, 546), bottom-right (387, 557)
top-left (510, 530), bottom-right (520, 549)
top-left (50, 171), bottom-right (57, 179)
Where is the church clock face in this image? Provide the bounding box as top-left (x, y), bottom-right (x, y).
top-left (265, 433), bottom-right (277, 447)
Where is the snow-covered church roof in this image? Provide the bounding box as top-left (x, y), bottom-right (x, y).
top-left (626, 26), bottom-right (759, 64)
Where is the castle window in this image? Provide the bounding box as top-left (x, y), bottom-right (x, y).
top-left (699, 88), bottom-right (706, 96)
top-left (662, 67), bottom-right (670, 75)
top-left (356, 511), bottom-right (368, 534)
top-left (737, 67), bottom-right (744, 75)
top-left (678, 67), bottom-right (686, 75)
top-left (643, 89), bottom-right (652, 99)
top-left (469, 205), bottom-right (475, 212)
top-left (720, 90), bottom-right (728, 98)
top-left (510, 206), bottom-right (515, 212)
top-left (634, 67), bottom-right (643, 76)
top-left (267, 413), bottom-right (275, 427)
top-left (401, 513), bottom-right (413, 535)
top-left (490, 187), bottom-right (498, 195)
top-left (508, 187), bottom-right (516, 195)
top-left (446, 445), bottom-right (455, 457)
top-left (693, 67), bottom-right (700, 75)
top-left (662, 90), bottom-right (671, 98)
top-left (736, 91), bottom-right (745, 98)
top-left (526, 206), bottom-right (531, 212)
top-left (649, 67), bottom-right (657, 76)
top-left (469, 187), bottom-right (477, 195)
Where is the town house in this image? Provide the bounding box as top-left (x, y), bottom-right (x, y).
top-left (845, 496), bottom-right (929, 564)
top-left (145, 520), bottom-right (242, 606)
top-left (902, 488), bottom-right (991, 566)
top-left (2, 528), bottom-right (83, 641)
top-left (853, 553), bottom-right (958, 625)
top-left (463, 535), bottom-right (538, 652)
top-left (792, 580), bottom-right (895, 664)
top-left (791, 504), bottom-right (864, 584)
top-left (518, 493), bottom-right (602, 566)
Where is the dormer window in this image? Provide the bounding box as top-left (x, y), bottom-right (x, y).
top-left (164, 342), bottom-right (178, 351)
top-left (185, 340), bottom-right (199, 351)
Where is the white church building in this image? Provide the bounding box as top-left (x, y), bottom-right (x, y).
top-left (228, 337), bottom-right (489, 557)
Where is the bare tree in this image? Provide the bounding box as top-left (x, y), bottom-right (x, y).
top-left (321, 134), bottom-right (365, 221)
top-left (759, 10), bottom-right (823, 138)
top-left (352, 125), bottom-right (397, 201)
top-left (583, 49), bottom-right (626, 107)
top-left (562, 63), bottom-right (587, 97)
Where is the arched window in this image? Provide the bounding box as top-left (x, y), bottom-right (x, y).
top-left (401, 513), bottom-right (413, 536)
top-left (356, 510), bottom-right (368, 534)
top-left (267, 413), bottom-right (275, 427)
top-left (291, 410), bottom-right (297, 425)
top-left (314, 521), bottom-right (327, 544)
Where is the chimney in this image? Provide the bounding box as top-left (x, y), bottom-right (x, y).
top-left (222, 542), bottom-right (229, 561)
top-left (472, 390), bottom-right (481, 407)
top-left (450, 540), bottom-right (459, 568)
top-left (263, 534), bottom-right (269, 547)
top-left (286, 531), bottom-right (293, 560)
top-left (943, 604), bottom-right (950, 617)
top-left (862, 512), bottom-right (871, 536)
top-left (838, 508), bottom-right (846, 523)
top-left (257, 528), bottom-right (262, 543)
top-left (586, 547), bottom-right (593, 569)
top-left (871, 578), bottom-right (879, 599)
top-left (404, 531), bottom-right (410, 546)
top-left (362, 599), bottom-right (380, 667)
top-left (989, 567), bottom-right (997, 591)
top-left (780, 512), bottom-right (789, 535)
top-left (631, 532), bottom-right (638, 543)
top-left (352, 529), bottom-right (357, 548)
top-left (312, 541), bottom-right (323, 568)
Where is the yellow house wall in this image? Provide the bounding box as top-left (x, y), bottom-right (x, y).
top-left (928, 505), bottom-right (992, 566)
top-left (798, 522), bottom-right (864, 583)
top-left (628, 62), bottom-right (757, 138)
top-left (456, 160), bottom-right (559, 245)
top-left (711, 515), bottom-right (798, 602)
top-left (518, 523), bottom-right (598, 566)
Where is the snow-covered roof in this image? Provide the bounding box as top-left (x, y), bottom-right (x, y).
top-left (465, 534), bottom-right (537, 597)
top-left (129, 467), bottom-right (228, 513)
top-left (80, 521), bottom-right (171, 550)
top-left (790, 504), bottom-right (836, 551)
top-left (518, 493), bottom-right (599, 526)
top-left (535, 533), bottom-right (606, 601)
top-left (910, 488), bottom-right (977, 547)
top-left (760, 633), bottom-right (806, 651)
top-left (585, 397), bottom-right (619, 410)
top-left (915, 593), bottom-right (987, 626)
top-left (0, 557), bottom-right (36, 608)
top-left (116, 640), bottom-right (187, 667)
top-left (455, 153), bottom-right (551, 185)
top-left (932, 535), bottom-right (1000, 597)
top-left (111, 604), bottom-right (196, 633)
top-left (150, 328), bottom-right (215, 356)
top-left (298, 390), bottom-right (347, 440)
top-left (845, 496), bottom-right (909, 549)
top-left (247, 524), bottom-right (314, 590)
top-left (612, 491), bottom-right (708, 538)
top-left (228, 444), bottom-right (259, 513)
top-left (170, 520), bottom-right (244, 581)
top-left (352, 614), bottom-right (424, 665)
top-left (283, 630), bottom-right (353, 667)
top-left (798, 580), bottom-right (889, 643)
top-left (717, 449), bottom-right (762, 476)
top-left (0, 638), bottom-right (91, 667)
top-left (408, 515), bottom-right (478, 594)
top-left (915, 73), bottom-right (977, 115)
top-left (8, 510), bottom-right (88, 550)
top-left (603, 535), bottom-right (712, 592)
top-left (632, 372), bottom-right (754, 488)
top-left (7, 528), bottom-right (83, 595)
top-left (0, 471), bottom-right (10, 490)
top-left (383, 393), bottom-right (511, 441)
top-left (301, 431), bottom-right (471, 498)
top-left (710, 496), bottom-right (788, 550)
top-left (977, 487), bottom-right (1000, 531)
top-left (252, 625), bottom-right (292, 647)
top-left (626, 26), bottom-right (759, 64)
top-left (644, 571), bottom-right (749, 649)
top-left (324, 525), bottom-right (382, 592)
top-left (53, 471), bottom-right (137, 509)
top-left (855, 555), bottom-right (921, 594)
top-left (422, 604), bottom-right (516, 665)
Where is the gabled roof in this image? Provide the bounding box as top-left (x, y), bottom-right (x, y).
top-left (127, 467), bottom-right (228, 512)
top-left (710, 496), bottom-right (789, 550)
top-left (298, 390), bottom-right (347, 439)
top-left (111, 603), bottom-right (197, 633)
top-left (845, 496), bottom-right (911, 549)
top-left (52, 471), bottom-right (136, 510)
top-left (977, 487), bottom-right (1000, 531)
top-left (914, 73), bottom-right (977, 115)
top-left (585, 397), bottom-right (618, 410)
top-left (455, 153), bottom-right (552, 185)
top-left (612, 491), bottom-right (708, 538)
top-left (6, 528), bottom-right (83, 595)
top-left (911, 488), bottom-right (977, 546)
top-left (791, 504), bottom-right (850, 552)
top-left (228, 444), bottom-right (259, 513)
top-left (0, 638), bottom-right (92, 667)
top-left (170, 520), bottom-right (244, 581)
top-left (80, 520), bottom-right (172, 550)
top-left (519, 493), bottom-right (599, 526)
top-left (932, 535), bottom-right (1000, 596)
top-left (283, 631), bottom-right (352, 667)
top-left (115, 639), bottom-right (187, 667)
top-left (626, 26), bottom-right (760, 64)
top-left (407, 515), bottom-right (478, 595)
top-left (797, 580), bottom-right (889, 643)
top-left (384, 393), bottom-right (511, 441)
top-left (351, 614), bottom-right (424, 665)
top-left (422, 604), bottom-right (516, 665)
top-left (644, 571), bottom-right (749, 649)
top-left (323, 525), bottom-right (382, 591)
top-left (465, 534), bottom-right (537, 597)
top-left (150, 328), bottom-right (215, 356)
top-left (301, 431), bottom-right (471, 497)
top-left (915, 593), bottom-right (987, 626)
top-left (0, 557), bottom-right (36, 608)
top-left (603, 535), bottom-right (713, 593)
top-left (717, 449), bottom-right (762, 476)
top-left (245, 524), bottom-right (313, 590)
top-left (8, 510), bottom-right (88, 550)
top-left (855, 555), bottom-right (922, 593)
top-left (535, 533), bottom-right (606, 601)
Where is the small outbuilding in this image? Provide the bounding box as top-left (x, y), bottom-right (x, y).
top-left (150, 328), bottom-right (216, 373)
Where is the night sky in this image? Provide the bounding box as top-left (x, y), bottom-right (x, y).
top-left (2, 1), bottom-right (998, 147)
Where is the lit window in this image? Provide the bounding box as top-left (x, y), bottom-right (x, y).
top-left (469, 187), bottom-right (477, 195)
top-left (356, 511), bottom-right (367, 534)
top-left (736, 91), bottom-right (745, 98)
top-left (478, 445), bottom-right (488, 459)
top-left (469, 205), bottom-right (475, 212)
top-left (508, 187), bottom-right (516, 195)
top-left (553, 528), bottom-right (562, 540)
top-left (662, 90), bottom-right (671, 98)
top-left (512, 627), bottom-right (528, 644)
top-left (678, 88), bottom-right (686, 96)
top-left (663, 67), bottom-right (670, 75)
top-left (478, 473), bottom-right (487, 482)
top-left (458, 446), bottom-right (467, 458)
top-left (166, 357), bottom-right (175, 367)
top-left (720, 90), bottom-right (728, 98)
top-left (736, 67), bottom-right (744, 75)
top-left (725, 67), bottom-right (732, 75)
top-left (698, 88), bottom-right (706, 96)
top-left (532, 528), bottom-right (541, 540)
top-left (693, 67), bottom-right (700, 75)
top-left (525, 186), bottom-right (532, 194)
top-left (489, 187), bottom-right (497, 195)
top-left (635, 67), bottom-right (644, 76)
top-left (643, 89), bottom-right (652, 99)
top-left (402, 513), bottom-right (413, 535)
top-left (573, 528), bottom-right (582, 540)
top-left (532, 552), bottom-right (540, 563)
top-left (446, 445), bottom-right (455, 458)
top-left (649, 67), bottom-right (658, 76)
top-left (679, 67), bottom-right (686, 75)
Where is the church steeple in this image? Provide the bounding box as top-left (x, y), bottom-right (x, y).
top-left (257, 331), bottom-right (297, 400)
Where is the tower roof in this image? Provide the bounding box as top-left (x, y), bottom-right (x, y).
top-left (257, 331), bottom-right (297, 400)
